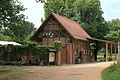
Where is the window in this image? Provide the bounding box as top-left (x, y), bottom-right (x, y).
top-left (59, 30), bottom-right (66, 37)
top-left (67, 38), bottom-right (72, 43)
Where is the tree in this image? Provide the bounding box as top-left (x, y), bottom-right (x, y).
top-left (10, 20), bottom-right (35, 42)
top-left (0, 33), bottom-right (11, 41)
top-left (106, 19), bottom-right (120, 41)
top-left (36, 0), bottom-right (46, 3)
top-left (0, 0), bottom-right (35, 42)
top-left (44, 0), bottom-right (66, 17)
top-left (0, 0), bottom-right (25, 29)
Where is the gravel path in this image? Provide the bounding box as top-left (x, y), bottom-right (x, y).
top-left (20, 61), bottom-right (114, 80)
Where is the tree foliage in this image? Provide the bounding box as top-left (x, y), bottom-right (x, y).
top-left (10, 20), bottom-right (35, 42)
top-left (0, 33), bottom-right (11, 41)
top-left (0, 0), bottom-right (25, 29)
top-left (0, 0), bottom-right (35, 42)
top-left (106, 19), bottom-right (120, 41)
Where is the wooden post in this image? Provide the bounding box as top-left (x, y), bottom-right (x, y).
top-left (110, 44), bottom-right (113, 60)
top-left (65, 32), bottom-right (67, 64)
top-left (118, 41), bottom-right (120, 55)
top-left (106, 42), bottom-right (108, 61)
top-left (57, 51), bottom-right (61, 65)
top-left (69, 44), bottom-right (73, 64)
top-left (47, 52), bottom-right (49, 65)
top-left (72, 42), bottom-right (74, 64)
top-left (72, 39), bottom-right (75, 64)
top-left (114, 43), bottom-right (117, 60)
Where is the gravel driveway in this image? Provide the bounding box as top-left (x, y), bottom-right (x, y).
top-left (20, 61), bottom-right (113, 80)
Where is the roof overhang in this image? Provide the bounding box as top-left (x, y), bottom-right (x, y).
top-left (87, 38), bottom-right (115, 44)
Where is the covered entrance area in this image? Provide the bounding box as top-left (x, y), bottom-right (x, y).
top-left (89, 38), bottom-right (117, 62)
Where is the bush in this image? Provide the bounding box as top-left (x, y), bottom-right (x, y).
top-left (0, 41), bottom-right (62, 65)
top-left (53, 41), bottom-right (62, 51)
top-left (0, 61), bottom-right (21, 65)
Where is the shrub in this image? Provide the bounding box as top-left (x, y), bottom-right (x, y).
top-left (0, 41), bottom-right (63, 65)
top-left (53, 41), bottom-right (63, 51)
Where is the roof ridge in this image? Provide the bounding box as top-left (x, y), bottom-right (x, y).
top-left (32, 12), bottom-right (91, 41)
top-left (51, 12), bottom-right (91, 40)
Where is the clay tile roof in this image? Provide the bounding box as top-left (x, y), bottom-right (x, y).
top-left (32, 13), bottom-right (91, 41)
top-left (31, 13), bottom-right (115, 44)
top-left (51, 13), bottom-right (91, 40)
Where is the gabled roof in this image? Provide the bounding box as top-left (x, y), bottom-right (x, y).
top-left (31, 13), bottom-right (115, 44)
top-left (52, 13), bottom-right (91, 40)
top-left (32, 13), bottom-right (91, 41)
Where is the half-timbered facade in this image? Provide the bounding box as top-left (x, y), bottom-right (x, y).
top-left (32, 13), bottom-right (114, 65)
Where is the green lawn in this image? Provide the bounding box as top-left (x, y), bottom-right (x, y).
top-left (97, 53), bottom-right (117, 61)
top-left (97, 53), bottom-right (104, 61)
top-left (0, 66), bottom-right (23, 80)
top-left (0, 78), bottom-right (17, 80)
top-left (102, 63), bottom-right (120, 80)
top-left (0, 66), bottom-right (14, 74)
top-left (0, 69), bottom-right (12, 74)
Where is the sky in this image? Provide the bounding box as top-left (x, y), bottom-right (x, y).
top-left (19, 0), bottom-right (120, 28)
top-left (19, 0), bottom-right (44, 28)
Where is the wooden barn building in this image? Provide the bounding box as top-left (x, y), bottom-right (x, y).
top-left (32, 13), bottom-right (115, 65)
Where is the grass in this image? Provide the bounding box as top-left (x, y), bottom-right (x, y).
top-left (102, 63), bottom-right (120, 80)
top-left (0, 78), bottom-right (17, 80)
top-left (0, 65), bottom-right (29, 80)
top-left (0, 66), bottom-right (14, 74)
top-left (0, 69), bottom-right (12, 74)
top-left (97, 53), bottom-right (117, 61)
top-left (102, 55), bottom-right (120, 80)
top-left (97, 54), bottom-right (104, 61)
top-left (0, 66), bottom-right (21, 80)
top-left (100, 53), bottom-right (119, 80)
